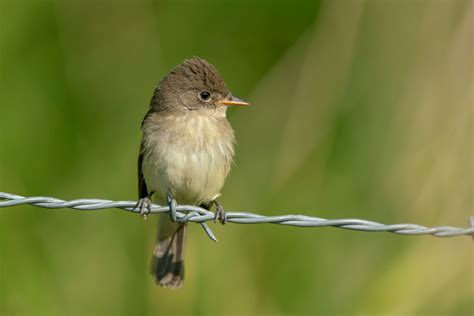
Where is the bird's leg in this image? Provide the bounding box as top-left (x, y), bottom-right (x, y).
top-left (213, 199), bottom-right (227, 225)
top-left (136, 191), bottom-right (154, 219)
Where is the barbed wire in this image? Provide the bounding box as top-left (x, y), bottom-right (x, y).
top-left (1, 191), bottom-right (473, 241)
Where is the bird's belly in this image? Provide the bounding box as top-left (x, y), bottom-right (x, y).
top-left (143, 140), bottom-right (231, 206)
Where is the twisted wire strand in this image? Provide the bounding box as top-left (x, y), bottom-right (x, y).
top-left (1, 192), bottom-right (473, 241)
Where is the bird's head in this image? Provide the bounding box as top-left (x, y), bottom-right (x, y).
top-left (152, 57), bottom-right (249, 115)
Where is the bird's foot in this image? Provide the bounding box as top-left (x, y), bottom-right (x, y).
top-left (167, 196), bottom-right (178, 222)
top-left (214, 201), bottom-right (227, 225)
top-left (136, 197), bottom-right (152, 219)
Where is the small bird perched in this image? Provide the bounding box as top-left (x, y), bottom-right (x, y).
top-left (137, 57), bottom-right (249, 288)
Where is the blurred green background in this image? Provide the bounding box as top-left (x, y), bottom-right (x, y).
top-left (0, 0), bottom-right (472, 315)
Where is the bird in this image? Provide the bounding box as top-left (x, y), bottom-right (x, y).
top-left (136, 57), bottom-right (249, 288)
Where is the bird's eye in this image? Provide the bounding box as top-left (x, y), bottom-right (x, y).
top-left (199, 91), bottom-right (211, 101)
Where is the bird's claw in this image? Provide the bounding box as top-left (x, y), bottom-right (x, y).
top-left (214, 203), bottom-right (227, 225)
top-left (136, 197), bottom-right (152, 219)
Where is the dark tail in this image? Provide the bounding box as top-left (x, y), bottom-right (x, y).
top-left (151, 215), bottom-right (187, 288)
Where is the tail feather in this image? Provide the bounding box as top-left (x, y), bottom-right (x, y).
top-left (151, 215), bottom-right (187, 288)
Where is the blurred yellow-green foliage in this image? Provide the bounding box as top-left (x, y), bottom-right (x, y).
top-left (0, 0), bottom-right (472, 315)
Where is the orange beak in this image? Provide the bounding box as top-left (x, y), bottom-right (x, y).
top-left (217, 96), bottom-right (250, 107)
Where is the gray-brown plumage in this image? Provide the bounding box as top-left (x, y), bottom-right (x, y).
top-left (137, 57), bottom-right (249, 288)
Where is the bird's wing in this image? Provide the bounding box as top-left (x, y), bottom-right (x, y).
top-left (138, 104), bottom-right (157, 199)
top-left (137, 141), bottom-right (149, 199)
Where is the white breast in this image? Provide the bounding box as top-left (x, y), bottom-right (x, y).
top-left (141, 111), bottom-right (235, 205)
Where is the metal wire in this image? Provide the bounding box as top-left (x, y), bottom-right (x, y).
top-left (1, 191), bottom-right (473, 241)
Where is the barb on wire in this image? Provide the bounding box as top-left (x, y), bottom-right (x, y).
top-left (1, 192), bottom-right (473, 241)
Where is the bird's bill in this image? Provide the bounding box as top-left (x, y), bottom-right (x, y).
top-left (217, 96), bottom-right (250, 107)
